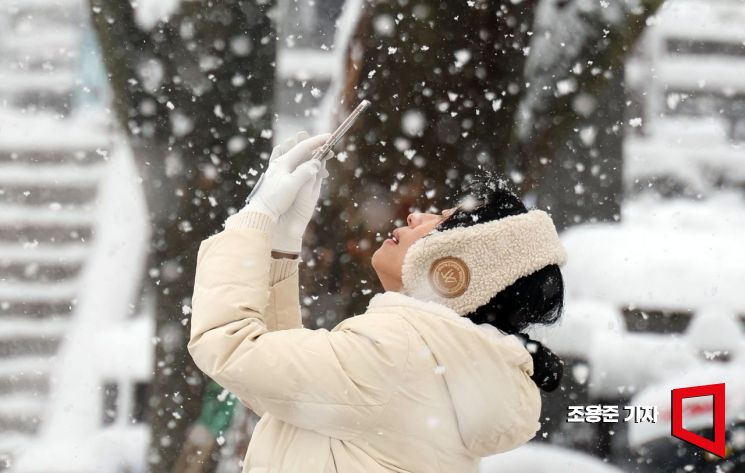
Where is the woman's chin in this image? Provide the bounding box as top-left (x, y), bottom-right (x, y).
top-left (371, 244), bottom-right (389, 270)
top-left (371, 245), bottom-right (383, 265)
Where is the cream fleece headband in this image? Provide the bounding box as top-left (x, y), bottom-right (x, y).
top-left (401, 210), bottom-right (567, 316)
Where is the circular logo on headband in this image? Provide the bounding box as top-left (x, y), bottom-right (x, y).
top-left (429, 257), bottom-right (470, 298)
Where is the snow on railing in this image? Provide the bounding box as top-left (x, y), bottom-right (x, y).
top-left (15, 133), bottom-right (152, 473)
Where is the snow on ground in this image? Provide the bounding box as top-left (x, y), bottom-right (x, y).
top-left (530, 192), bottom-right (745, 398)
top-left (561, 193), bottom-right (745, 310)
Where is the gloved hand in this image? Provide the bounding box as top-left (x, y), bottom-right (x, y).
top-left (269, 131), bottom-right (333, 254)
top-left (245, 132), bottom-right (331, 254)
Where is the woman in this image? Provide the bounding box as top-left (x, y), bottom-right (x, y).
top-left (188, 131), bottom-right (567, 472)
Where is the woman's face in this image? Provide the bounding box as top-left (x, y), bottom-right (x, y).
top-left (372, 207), bottom-right (457, 291)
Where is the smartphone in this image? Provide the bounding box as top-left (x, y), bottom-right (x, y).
top-left (311, 99), bottom-right (371, 161)
top-left (246, 100), bottom-right (371, 203)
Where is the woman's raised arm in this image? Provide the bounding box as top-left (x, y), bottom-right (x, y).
top-left (187, 215), bottom-right (410, 438)
top-left (187, 132), bottom-right (410, 438)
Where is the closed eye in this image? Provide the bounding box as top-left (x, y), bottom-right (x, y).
top-left (440, 206), bottom-right (458, 222)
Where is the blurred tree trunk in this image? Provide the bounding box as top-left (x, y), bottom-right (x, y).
top-left (305, 0), bottom-right (539, 322)
top-left (504, 0), bottom-right (664, 457)
top-left (88, 1), bottom-right (276, 471)
top-left (511, 0), bottom-right (664, 229)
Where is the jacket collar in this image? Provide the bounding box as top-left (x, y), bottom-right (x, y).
top-left (368, 291), bottom-right (515, 339)
top-left (367, 291), bottom-right (465, 321)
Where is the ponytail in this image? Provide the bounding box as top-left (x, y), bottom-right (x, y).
top-left (514, 333), bottom-right (563, 392)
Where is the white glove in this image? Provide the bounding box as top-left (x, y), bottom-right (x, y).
top-left (270, 131), bottom-right (332, 254)
top-left (245, 132), bottom-right (330, 253)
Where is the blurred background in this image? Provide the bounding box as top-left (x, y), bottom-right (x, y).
top-left (0, 0), bottom-right (744, 472)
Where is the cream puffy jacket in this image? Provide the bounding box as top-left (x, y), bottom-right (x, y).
top-left (187, 211), bottom-right (542, 473)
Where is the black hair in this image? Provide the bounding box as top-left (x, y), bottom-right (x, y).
top-left (435, 173), bottom-right (565, 392)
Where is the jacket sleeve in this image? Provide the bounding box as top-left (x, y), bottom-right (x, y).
top-left (187, 211), bottom-right (410, 439)
top-left (264, 257), bottom-right (302, 331)
top-left (229, 257), bottom-right (299, 413)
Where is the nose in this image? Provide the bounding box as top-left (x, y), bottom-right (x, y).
top-left (407, 213), bottom-right (420, 227)
top-left (407, 212), bottom-right (437, 227)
